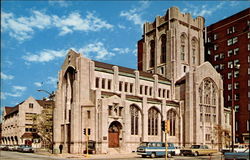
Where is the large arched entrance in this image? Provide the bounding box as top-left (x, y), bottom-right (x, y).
top-left (108, 121), bottom-right (122, 148)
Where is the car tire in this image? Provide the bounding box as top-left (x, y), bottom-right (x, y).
top-left (142, 155), bottom-right (147, 158)
top-left (151, 152), bottom-right (156, 158)
top-left (193, 152), bottom-right (199, 156)
top-left (167, 153), bottom-right (172, 158)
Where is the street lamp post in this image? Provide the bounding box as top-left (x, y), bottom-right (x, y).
top-left (230, 64), bottom-right (240, 152)
top-left (37, 89), bottom-right (55, 154)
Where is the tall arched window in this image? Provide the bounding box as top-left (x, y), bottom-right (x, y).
top-left (199, 78), bottom-right (218, 124)
top-left (130, 105), bottom-right (140, 135)
top-left (180, 34), bottom-right (187, 61)
top-left (148, 107), bottom-right (159, 135)
top-left (191, 37), bottom-right (198, 65)
top-left (161, 35), bottom-right (167, 63)
top-left (167, 109), bottom-right (176, 136)
top-left (150, 40), bottom-right (155, 67)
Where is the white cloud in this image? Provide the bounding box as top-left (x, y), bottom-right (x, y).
top-left (78, 42), bottom-right (114, 60)
top-left (118, 24), bottom-right (126, 29)
top-left (1, 10), bottom-right (113, 41)
top-left (1, 72), bottom-right (14, 80)
top-left (34, 82), bottom-right (42, 87)
top-left (2, 85), bottom-right (27, 99)
top-left (23, 49), bottom-right (67, 62)
top-left (53, 12), bottom-right (113, 36)
top-left (46, 77), bottom-right (57, 88)
top-left (12, 85), bottom-right (27, 92)
top-left (1, 92), bottom-right (6, 100)
top-left (48, 0), bottom-right (70, 7)
top-left (120, 1), bottom-right (150, 26)
top-left (182, 2), bottom-right (225, 17)
top-left (112, 47), bottom-right (130, 54)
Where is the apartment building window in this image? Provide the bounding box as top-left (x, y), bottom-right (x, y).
top-left (214, 54), bottom-right (219, 61)
top-left (228, 84), bottom-right (232, 90)
top-left (234, 82), bottom-right (239, 89)
top-left (235, 94), bottom-right (240, 101)
top-left (214, 65), bottom-right (219, 70)
top-left (130, 83), bottom-right (133, 93)
top-left (228, 61), bottom-right (233, 68)
top-left (248, 80), bottom-right (250, 86)
top-left (248, 56), bottom-right (250, 63)
top-left (108, 79), bottom-right (111, 90)
top-left (234, 59), bottom-right (239, 66)
top-left (220, 64), bottom-right (224, 70)
top-left (207, 37), bottom-right (211, 42)
top-left (228, 95), bottom-right (231, 101)
top-left (227, 26), bottom-right (235, 34)
top-left (234, 48), bottom-right (239, 55)
top-left (214, 44), bottom-right (218, 50)
top-left (233, 37), bottom-right (238, 44)
top-left (235, 105), bottom-right (239, 112)
top-left (219, 53), bottom-right (224, 59)
top-left (102, 79), bottom-right (105, 89)
top-left (248, 44), bottom-right (250, 51)
top-left (213, 34), bottom-right (217, 40)
top-left (119, 81), bottom-right (123, 91)
top-left (227, 39), bottom-right (233, 46)
top-left (234, 71), bottom-right (239, 78)
top-left (29, 103), bottom-right (33, 108)
top-left (95, 77), bottom-right (99, 88)
top-left (248, 68), bottom-right (250, 75)
top-left (208, 49), bottom-right (211, 55)
top-left (248, 32), bottom-right (250, 39)
top-left (228, 50), bottom-right (233, 57)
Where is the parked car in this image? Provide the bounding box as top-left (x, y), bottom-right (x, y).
top-left (2, 145), bottom-right (10, 151)
top-left (137, 142), bottom-right (175, 158)
top-left (0, 145), bottom-right (6, 150)
top-left (224, 148), bottom-right (249, 160)
top-left (221, 144), bottom-right (248, 154)
top-left (180, 145), bottom-right (218, 156)
top-left (8, 145), bottom-right (15, 151)
top-left (13, 145), bottom-right (19, 151)
top-left (173, 146), bottom-right (181, 155)
top-left (17, 145), bottom-right (34, 153)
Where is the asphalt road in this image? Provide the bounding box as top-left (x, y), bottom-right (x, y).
top-left (0, 151), bottom-right (226, 160)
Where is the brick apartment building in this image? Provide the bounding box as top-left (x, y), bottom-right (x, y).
top-left (205, 8), bottom-right (250, 143)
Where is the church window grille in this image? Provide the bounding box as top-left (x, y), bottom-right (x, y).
top-left (130, 83), bottom-right (133, 93)
top-left (167, 90), bottom-right (170, 98)
top-left (119, 81), bottom-right (123, 91)
top-left (148, 107), bottom-right (159, 135)
top-left (158, 89), bottom-right (161, 97)
top-left (181, 45), bottom-right (185, 60)
top-left (124, 82), bottom-right (128, 92)
top-left (145, 86), bottom-right (148, 95)
top-left (167, 109), bottom-right (176, 136)
top-left (140, 85), bottom-right (143, 95)
top-left (149, 87), bottom-right (152, 96)
top-left (130, 105), bottom-right (139, 135)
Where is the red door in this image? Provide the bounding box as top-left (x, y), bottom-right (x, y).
top-left (108, 132), bottom-right (119, 148)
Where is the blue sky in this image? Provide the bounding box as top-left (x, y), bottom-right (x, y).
top-left (1, 0), bottom-right (249, 109)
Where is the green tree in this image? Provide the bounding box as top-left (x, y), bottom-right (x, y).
top-left (33, 106), bottom-right (53, 149)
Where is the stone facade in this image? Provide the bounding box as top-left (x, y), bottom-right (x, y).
top-left (1, 97), bottom-right (53, 148)
top-left (53, 7), bottom-right (230, 154)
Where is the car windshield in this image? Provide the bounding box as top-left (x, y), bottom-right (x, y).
top-left (191, 145), bottom-right (200, 149)
top-left (140, 142), bottom-right (148, 147)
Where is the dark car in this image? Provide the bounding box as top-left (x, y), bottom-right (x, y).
top-left (83, 140), bottom-right (96, 154)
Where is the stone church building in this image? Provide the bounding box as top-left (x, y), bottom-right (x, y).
top-left (53, 7), bottom-right (230, 154)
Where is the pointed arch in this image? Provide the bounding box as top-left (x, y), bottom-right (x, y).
top-left (180, 33), bottom-right (188, 61)
top-left (148, 106), bottom-right (160, 136)
top-left (130, 104), bottom-right (141, 135)
top-left (149, 40), bottom-right (155, 68)
top-left (191, 37), bottom-right (199, 65)
top-left (167, 109), bottom-right (177, 136)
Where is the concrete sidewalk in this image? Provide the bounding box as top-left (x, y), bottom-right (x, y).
top-left (36, 151), bottom-right (139, 159)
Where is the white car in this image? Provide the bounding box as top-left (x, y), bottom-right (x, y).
top-left (173, 146), bottom-right (181, 155)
